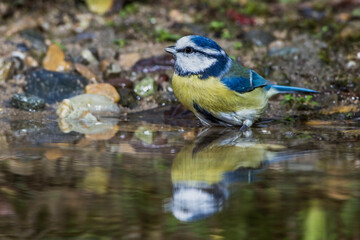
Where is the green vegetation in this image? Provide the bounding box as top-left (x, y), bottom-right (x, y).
top-left (281, 94), bottom-right (318, 110)
top-left (209, 21), bottom-right (226, 31)
top-left (154, 29), bottom-right (181, 42)
top-left (119, 3), bottom-right (139, 18)
top-left (234, 41), bottom-right (243, 50)
top-left (112, 39), bottom-right (126, 49)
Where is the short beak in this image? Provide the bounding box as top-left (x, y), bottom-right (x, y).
top-left (165, 46), bottom-right (176, 55)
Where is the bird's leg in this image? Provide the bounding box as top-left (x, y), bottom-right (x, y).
top-left (240, 119), bottom-right (253, 137)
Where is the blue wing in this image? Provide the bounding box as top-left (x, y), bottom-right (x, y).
top-left (221, 60), bottom-right (270, 93)
top-left (221, 60), bottom-right (318, 95)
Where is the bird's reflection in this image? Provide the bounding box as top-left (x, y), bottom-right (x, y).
top-left (168, 128), bottom-right (286, 222)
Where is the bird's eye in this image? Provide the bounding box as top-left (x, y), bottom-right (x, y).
top-left (184, 47), bottom-right (194, 54)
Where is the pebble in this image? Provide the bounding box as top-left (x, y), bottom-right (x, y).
top-left (134, 77), bottom-right (157, 97)
top-left (157, 73), bottom-right (170, 84)
top-left (155, 91), bottom-right (178, 106)
top-left (119, 52), bottom-right (141, 70)
top-left (74, 63), bottom-right (98, 83)
top-left (244, 30), bottom-right (276, 47)
top-left (100, 59), bottom-right (111, 72)
top-left (0, 61), bottom-right (14, 82)
top-left (131, 54), bottom-right (175, 73)
top-left (24, 68), bottom-right (88, 104)
top-left (268, 47), bottom-right (300, 57)
top-left (85, 83), bottom-right (120, 102)
top-left (117, 88), bottom-right (137, 108)
top-left (346, 61), bottom-right (356, 69)
top-left (340, 21), bottom-right (360, 40)
top-left (24, 55), bottom-right (39, 67)
top-left (106, 77), bottom-right (134, 89)
top-left (299, 7), bottom-right (325, 20)
top-left (103, 62), bottom-right (122, 80)
top-left (81, 48), bottom-right (98, 64)
top-left (5, 15), bottom-right (39, 37)
top-left (16, 43), bottom-right (30, 52)
top-left (43, 44), bottom-right (72, 72)
top-left (56, 93), bottom-right (120, 119)
top-left (20, 29), bottom-right (47, 52)
top-left (10, 93), bottom-right (45, 112)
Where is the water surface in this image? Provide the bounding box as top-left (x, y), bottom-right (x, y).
top-left (0, 109), bottom-right (359, 240)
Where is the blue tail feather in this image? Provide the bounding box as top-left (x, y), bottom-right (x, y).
top-left (265, 85), bottom-right (318, 94)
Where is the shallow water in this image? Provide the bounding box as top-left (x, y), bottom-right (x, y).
top-left (0, 108), bottom-right (360, 240)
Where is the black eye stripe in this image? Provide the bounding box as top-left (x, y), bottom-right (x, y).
top-left (178, 48), bottom-right (219, 58)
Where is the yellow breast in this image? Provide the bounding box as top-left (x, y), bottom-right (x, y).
top-left (171, 74), bottom-right (268, 116)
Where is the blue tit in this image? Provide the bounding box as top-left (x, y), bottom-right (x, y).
top-left (165, 35), bottom-right (318, 129)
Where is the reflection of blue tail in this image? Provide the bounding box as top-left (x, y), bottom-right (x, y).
top-left (222, 150), bottom-right (316, 184)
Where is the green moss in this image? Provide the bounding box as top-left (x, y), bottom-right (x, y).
top-left (209, 21), bottom-right (226, 31)
top-left (154, 29), bottom-right (181, 42)
top-left (112, 39), bottom-right (126, 49)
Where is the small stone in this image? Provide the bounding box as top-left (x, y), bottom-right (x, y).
top-left (336, 13), bottom-right (351, 22)
top-left (244, 30), bottom-right (276, 46)
top-left (356, 52), bottom-right (360, 60)
top-left (160, 81), bottom-right (173, 92)
top-left (5, 15), bottom-right (39, 37)
top-left (169, 9), bottom-right (185, 22)
top-left (81, 48), bottom-right (98, 64)
top-left (117, 88), bottom-right (137, 108)
top-left (20, 29), bottom-right (47, 52)
top-left (268, 40), bottom-right (285, 51)
top-left (16, 43), bottom-right (30, 52)
top-left (131, 54), bottom-right (175, 73)
top-left (43, 44), bottom-right (72, 72)
top-left (11, 51), bottom-right (26, 60)
top-left (10, 93), bottom-right (45, 112)
top-left (56, 93), bottom-right (120, 119)
top-left (0, 61), bottom-right (14, 82)
top-left (346, 61), bottom-right (356, 69)
top-left (299, 7), bottom-right (325, 20)
top-left (74, 63), bottom-right (98, 83)
top-left (106, 77), bottom-right (134, 89)
top-left (24, 56), bottom-right (39, 67)
top-left (268, 47), bottom-right (300, 57)
top-left (100, 59), bottom-right (111, 72)
top-left (157, 73), bottom-right (170, 84)
top-left (103, 63), bottom-right (122, 80)
top-left (134, 77), bottom-right (157, 97)
top-left (119, 52), bottom-right (141, 70)
top-left (24, 68), bottom-right (88, 104)
top-left (340, 21), bottom-right (360, 40)
top-left (155, 91), bottom-right (178, 106)
top-left (85, 83), bottom-right (120, 102)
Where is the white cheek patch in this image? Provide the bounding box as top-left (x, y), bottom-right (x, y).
top-left (176, 53), bottom-right (216, 74)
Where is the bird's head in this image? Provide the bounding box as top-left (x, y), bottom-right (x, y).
top-left (165, 35), bottom-right (232, 79)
